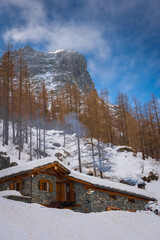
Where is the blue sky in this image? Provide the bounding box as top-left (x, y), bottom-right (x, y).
top-left (0, 0), bottom-right (160, 103)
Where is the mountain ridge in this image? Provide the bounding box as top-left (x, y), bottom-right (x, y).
top-left (13, 46), bottom-right (94, 92)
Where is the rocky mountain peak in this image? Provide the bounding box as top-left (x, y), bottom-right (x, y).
top-left (23, 45), bottom-right (35, 53)
top-left (14, 46), bottom-right (94, 92)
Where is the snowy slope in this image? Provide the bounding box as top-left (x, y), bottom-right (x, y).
top-left (0, 193), bottom-right (160, 240)
top-left (1, 127), bottom-right (159, 181)
top-left (0, 122), bottom-right (160, 201)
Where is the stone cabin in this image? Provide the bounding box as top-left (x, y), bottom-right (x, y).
top-left (0, 158), bottom-right (156, 213)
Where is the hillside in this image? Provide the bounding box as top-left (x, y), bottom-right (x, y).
top-left (1, 125), bottom-right (160, 200)
top-left (0, 191), bottom-right (160, 240)
top-left (1, 115), bottom-right (160, 240)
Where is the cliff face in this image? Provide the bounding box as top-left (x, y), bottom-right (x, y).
top-left (14, 46), bottom-right (94, 92)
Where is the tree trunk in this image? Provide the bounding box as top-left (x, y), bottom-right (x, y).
top-left (91, 138), bottom-right (96, 176)
top-left (97, 139), bottom-right (103, 178)
top-left (77, 136), bottom-right (82, 173)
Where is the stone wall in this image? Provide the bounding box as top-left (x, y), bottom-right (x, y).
top-left (21, 177), bottom-right (32, 196)
top-left (31, 173), bottom-right (57, 205)
top-left (72, 182), bottom-right (147, 213)
top-left (0, 177), bottom-right (32, 196)
top-left (0, 182), bottom-right (9, 191)
top-left (90, 190), bottom-right (147, 212)
top-left (0, 175), bottom-right (148, 212)
top-left (0, 173), bottom-right (57, 205)
top-left (73, 181), bottom-right (91, 213)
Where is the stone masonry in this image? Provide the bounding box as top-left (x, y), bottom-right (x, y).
top-left (31, 173), bottom-right (57, 205)
top-left (72, 182), bottom-right (147, 213)
top-left (1, 174), bottom-right (148, 212)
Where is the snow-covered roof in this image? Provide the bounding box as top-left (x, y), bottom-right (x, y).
top-left (0, 157), bottom-right (156, 200)
top-left (0, 157), bottom-right (69, 180)
top-left (69, 170), bottom-right (156, 200)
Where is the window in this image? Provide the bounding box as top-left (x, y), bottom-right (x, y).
top-left (39, 179), bottom-right (53, 192)
top-left (109, 194), bottom-right (117, 200)
top-left (128, 197), bottom-right (135, 203)
top-left (42, 182), bottom-right (48, 191)
top-left (10, 180), bottom-right (22, 191)
top-left (16, 182), bottom-right (21, 191)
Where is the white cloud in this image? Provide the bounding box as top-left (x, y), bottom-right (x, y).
top-left (2, 0), bottom-right (110, 58)
top-left (1, 0), bottom-right (46, 23)
top-left (46, 23), bottom-right (108, 55)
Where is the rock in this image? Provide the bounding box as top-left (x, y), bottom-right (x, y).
top-left (33, 149), bottom-right (48, 157)
top-left (10, 162), bottom-right (18, 167)
top-left (55, 152), bottom-right (63, 160)
top-left (120, 178), bottom-right (137, 186)
top-left (138, 183), bottom-right (146, 189)
top-left (142, 171), bottom-right (159, 182)
top-left (12, 46), bottom-right (94, 92)
top-left (53, 143), bottom-right (61, 147)
top-left (0, 153), bottom-right (10, 170)
top-left (117, 146), bottom-right (134, 152)
top-left (63, 150), bottom-right (71, 157)
top-left (0, 151), bottom-right (7, 156)
top-left (87, 170), bottom-right (93, 176)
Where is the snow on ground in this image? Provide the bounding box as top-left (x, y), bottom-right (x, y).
top-left (0, 123), bottom-right (160, 239)
top-left (0, 190), bottom-right (22, 197)
top-left (146, 179), bottom-right (160, 200)
top-left (0, 193), bottom-right (160, 240)
top-left (0, 122), bottom-right (159, 180)
top-left (0, 122), bottom-right (160, 200)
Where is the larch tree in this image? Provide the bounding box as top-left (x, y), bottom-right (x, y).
top-left (0, 43), bottom-right (14, 145)
top-left (15, 49), bottom-right (28, 160)
top-left (133, 98), bottom-right (145, 160)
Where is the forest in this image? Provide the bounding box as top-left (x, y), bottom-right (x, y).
top-left (0, 44), bottom-right (160, 172)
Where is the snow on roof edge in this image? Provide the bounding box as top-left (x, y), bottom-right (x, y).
top-left (69, 170), bottom-right (156, 200)
top-left (0, 157), bottom-right (66, 179)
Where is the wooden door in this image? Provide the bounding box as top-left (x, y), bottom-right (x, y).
top-left (56, 181), bottom-right (74, 202)
top-left (56, 182), bottom-right (61, 201)
top-left (56, 182), bottom-right (66, 202)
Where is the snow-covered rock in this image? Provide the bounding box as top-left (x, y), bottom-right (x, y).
top-left (13, 46), bottom-right (94, 92)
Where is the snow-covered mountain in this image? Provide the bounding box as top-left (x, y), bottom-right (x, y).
top-left (13, 46), bottom-right (94, 92)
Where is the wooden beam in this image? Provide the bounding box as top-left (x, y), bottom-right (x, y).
top-left (40, 171), bottom-right (56, 177)
top-left (106, 206), bottom-right (121, 211)
top-left (0, 173), bottom-right (29, 183)
top-left (65, 176), bottom-right (93, 186)
top-left (31, 162), bottom-right (69, 175)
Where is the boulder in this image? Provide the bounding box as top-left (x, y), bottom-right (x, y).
top-left (0, 153), bottom-right (10, 170)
